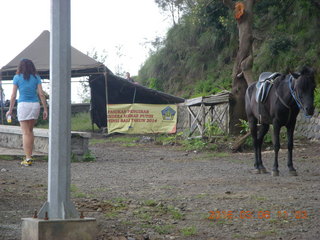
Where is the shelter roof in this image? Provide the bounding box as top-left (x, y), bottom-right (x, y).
top-left (0, 30), bottom-right (108, 80)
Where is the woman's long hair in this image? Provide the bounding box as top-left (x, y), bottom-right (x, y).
top-left (16, 59), bottom-right (38, 80)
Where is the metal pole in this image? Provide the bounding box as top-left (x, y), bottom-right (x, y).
top-left (0, 74), bottom-right (4, 124)
top-left (39, 0), bottom-right (78, 219)
top-left (104, 67), bottom-right (108, 133)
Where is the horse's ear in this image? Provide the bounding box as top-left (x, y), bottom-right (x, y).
top-left (300, 66), bottom-right (314, 75)
top-left (291, 72), bottom-right (301, 79)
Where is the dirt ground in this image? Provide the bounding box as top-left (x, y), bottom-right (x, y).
top-left (0, 135), bottom-right (320, 240)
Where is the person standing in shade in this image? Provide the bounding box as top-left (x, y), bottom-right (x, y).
top-left (6, 59), bottom-right (48, 166)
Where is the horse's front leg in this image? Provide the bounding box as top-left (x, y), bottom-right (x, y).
top-left (287, 124), bottom-right (298, 176)
top-left (256, 124), bottom-right (269, 173)
top-left (272, 122), bottom-right (281, 176)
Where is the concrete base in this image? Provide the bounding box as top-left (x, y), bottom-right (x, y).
top-left (21, 217), bottom-right (97, 240)
top-left (0, 125), bottom-right (91, 155)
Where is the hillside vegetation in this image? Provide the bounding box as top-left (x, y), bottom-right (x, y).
top-left (137, 0), bottom-right (320, 99)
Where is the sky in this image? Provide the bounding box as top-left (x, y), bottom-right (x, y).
top-left (0, 0), bottom-right (171, 102)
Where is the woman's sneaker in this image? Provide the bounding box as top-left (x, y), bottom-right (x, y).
top-left (21, 158), bottom-right (33, 166)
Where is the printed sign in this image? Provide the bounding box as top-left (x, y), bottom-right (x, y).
top-left (107, 104), bottom-right (177, 134)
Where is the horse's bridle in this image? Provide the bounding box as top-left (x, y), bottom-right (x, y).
top-left (288, 75), bottom-right (312, 118)
top-left (274, 75), bottom-right (312, 120)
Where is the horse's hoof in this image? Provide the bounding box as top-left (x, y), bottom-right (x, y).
top-left (289, 170), bottom-right (298, 176)
top-left (260, 168), bottom-right (268, 174)
top-left (251, 168), bottom-right (261, 174)
top-left (272, 170), bottom-right (280, 177)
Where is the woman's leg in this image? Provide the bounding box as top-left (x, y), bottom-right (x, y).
top-left (20, 119), bottom-right (36, 159)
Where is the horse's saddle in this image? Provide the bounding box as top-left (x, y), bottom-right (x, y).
top-left (255, 72), bottom-right (281, 103)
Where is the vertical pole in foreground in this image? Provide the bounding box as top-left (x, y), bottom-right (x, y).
top-left (0, 74), bottom-right (4, 124)
top-left (39, 0), bottom-right (78, 219)
top-left (104, 67), bottom-right (108, 133)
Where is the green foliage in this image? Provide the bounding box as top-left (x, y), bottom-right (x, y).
top-left (205, 122), bottom-right (224, 138)
top-left (148, 77), bottom-right (163, 91)
top-left (82, 150), bottom-right (96, 162)
top-left (105, 135), bottom-right (140, 143)
top-left (138, 0), bottom-right (320, 99)
top-left (237, 119), bottom-right (250, 135)
top-left (269, 36), bottom-right (295, 56)
top-left (37, 112), bottom-right (93, 131)
top-left (314, 88), bottom-right (320, 109)
top-left (71, 112), bottom-right (92, 131)
top-left (180, 226), bottom-right (197, 237)
top-left (155, 132), bottom-right (183, 145)
top-left (154, 224), bottom-right (174, 235)
top-left (182, 138), bottom-right (207, 151)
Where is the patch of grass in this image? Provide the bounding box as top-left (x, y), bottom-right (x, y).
top-left (251, 195), bottom-right (268, 201)
top-left (182, 138), bottom-right (208, 151)
top-left (215, 152), bottom-right (230, 158)
top-left (140, 223), bottom-right (153, 229)
top-left (36, 112), bottom-right (92, 131)
top-left (257, 229), bottom-right (277, 237)
top-left (0, 155), bottom-right (16, 160)
top-left (167, 205), bottom-right (184, 220)
top-left (89, 138), bottom-right (108, 145)
top-left (104, 211), bottom-right (119, 219)
top-left (136, 211), bottom-right (153, 221)
top-left (143, 199), bottom-right (158, 207)
top-left (71, 112), bottom-right (92, 131)
top-left (71, 151), bottom-right (96, 162)
top-left (92, 187), bottom-right (110, 192)
top-left (103, 198), bottom-right (129, 219)
top-left (70, 184), bottom-right (87, 198)
top-left (119, 220), bottom-right (134, 226)
top-left (160, 185), bottom-right (174, 190)
top-left (82, 150), bottom-right (96, 162)
top-left (112, 197), bottom-right (127, 203)
top-left (194, 193), bottom-right (209, 199)
top-left (105, 135), bottom-right (140, 143)
top-left (232, 233), bottom-right (247, 239)
top-left (155, 132), bottom-right (183, 145)
top-left (154, 224), bottom-right (174, 235)
top-left (121, 143), bottom-right (138, 147)
top-left (180, 226), bottom-right (197, 237)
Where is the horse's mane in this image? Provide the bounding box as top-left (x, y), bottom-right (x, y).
top-left (273, 66), bottom-right (315, 90)
top-left (273, 74), bottom-right (286, 88)
top-left (299, 66), bottom-right (316, 90)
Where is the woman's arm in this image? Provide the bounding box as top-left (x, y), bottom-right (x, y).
top-left (37, 84), bottom-right (48, 120)
top-left (6, 85), bottom-right (18, 117)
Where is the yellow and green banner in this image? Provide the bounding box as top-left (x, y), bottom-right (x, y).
top-left (107, 104), bottom-right (177, 134)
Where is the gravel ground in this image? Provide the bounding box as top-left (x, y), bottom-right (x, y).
top-left (0, 135), bottom-right (320, 240)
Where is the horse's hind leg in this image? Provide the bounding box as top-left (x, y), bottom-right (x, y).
top-left (249, 118), bottom-right (267, 174)
top-left (256, 124), bottom-right (269, 173)
top-left (272, 122), bottom-right (281, 176)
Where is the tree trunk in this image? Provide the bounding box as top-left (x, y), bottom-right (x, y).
top-left (223, 0), bottom-right (255, 135)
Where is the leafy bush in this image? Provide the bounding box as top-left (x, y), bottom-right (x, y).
top-left (205, 123), bottom-right (224, 138)
top-left (314, 88), bottom-right (320, 110)
top-left (269, 36), bottom-right (295, 56)
top-left (182, 138), bottom-right (207, 151)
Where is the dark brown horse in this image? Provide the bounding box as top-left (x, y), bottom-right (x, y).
top-left (245, 66), bottom-right (316, 176)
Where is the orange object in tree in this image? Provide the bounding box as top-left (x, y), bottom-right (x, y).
top-left (234, 2), bottom-right (245, 20)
